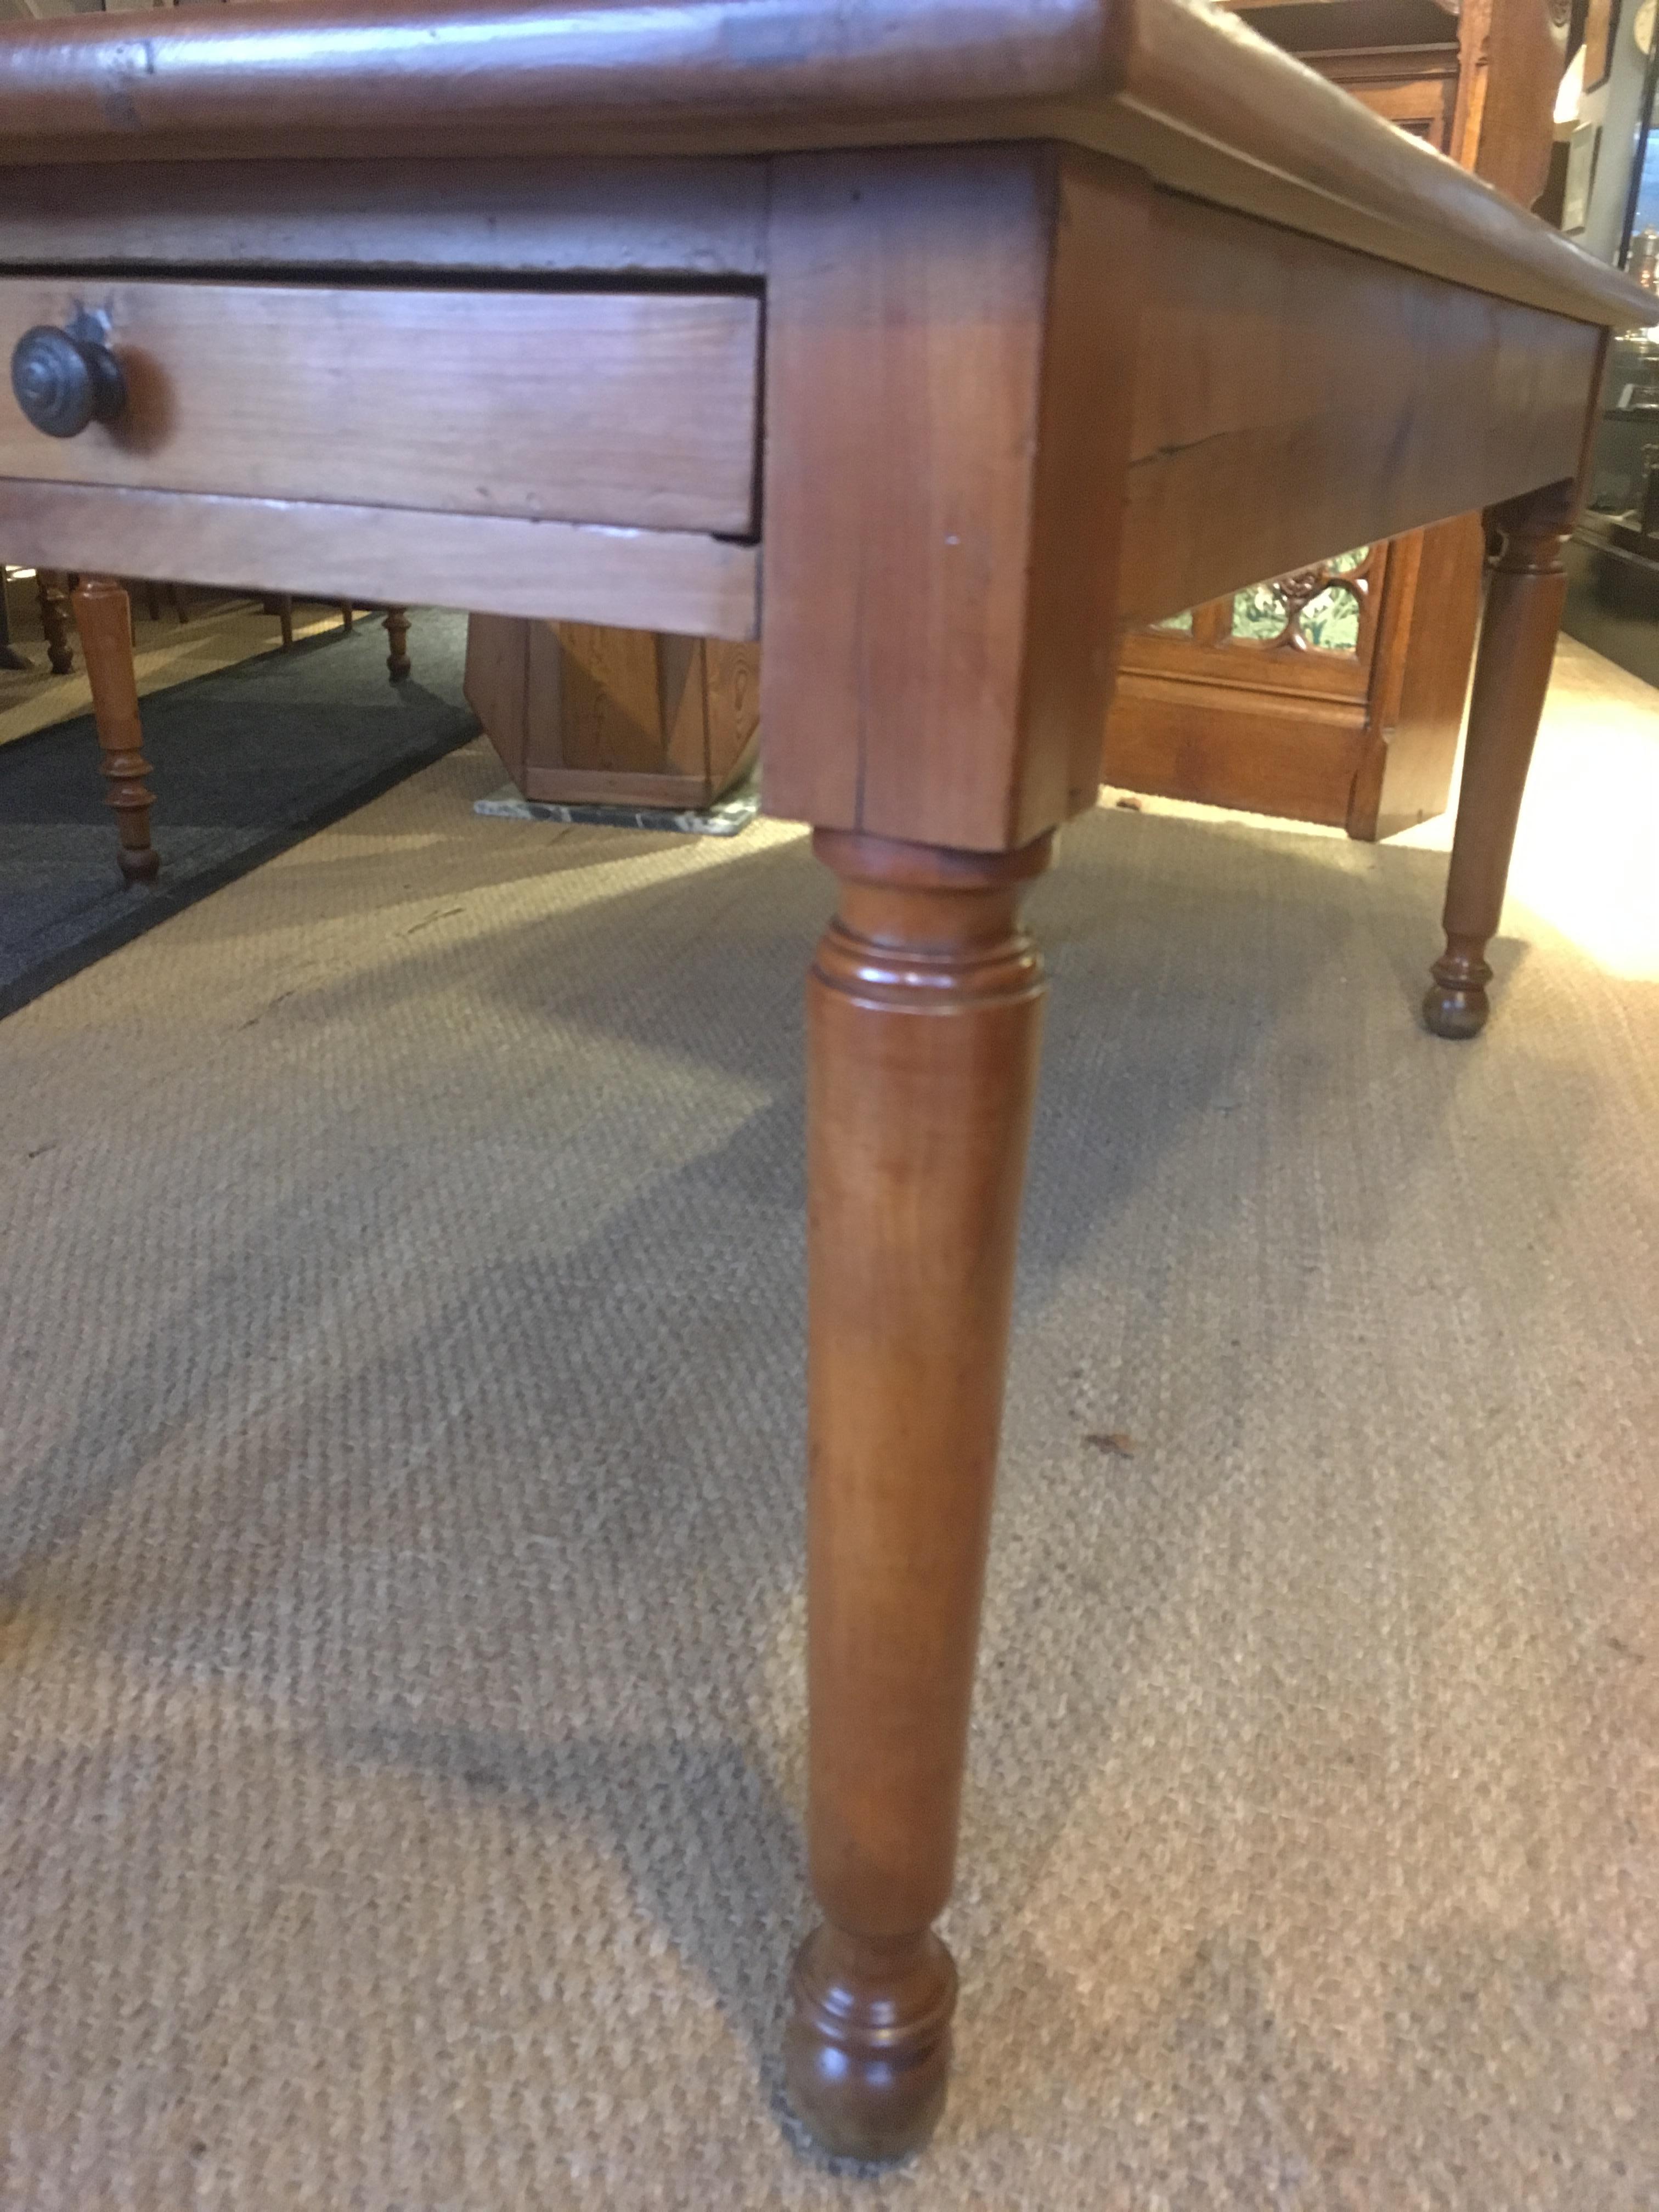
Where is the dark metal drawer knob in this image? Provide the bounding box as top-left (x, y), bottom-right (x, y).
top-left (11, 322), bottom-right (127, 439)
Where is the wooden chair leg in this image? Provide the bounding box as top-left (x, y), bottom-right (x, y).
top-left (383, 605), bottom-right (411, 682)
top-left (1424, 479), bottom-right (1575, 1040)
top-left (37, 568), bottom-right (76, 674)
top-left (0, 567), bottom-right (28, 672)
top-left (785, 826), bottom-right (1051, 2160)
top-left (72, 575), bottom-right (160, 884)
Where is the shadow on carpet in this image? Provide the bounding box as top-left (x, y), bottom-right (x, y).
top-left (0, 608), bottom-right (477, 1019)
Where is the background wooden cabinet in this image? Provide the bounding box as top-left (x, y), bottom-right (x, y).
top-left (466, 616), bottom-right (759, 810)
top-left (1101, 0), bottom-right (1567, 839)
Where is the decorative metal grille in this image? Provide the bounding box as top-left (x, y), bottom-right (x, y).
top-left (1155, 545), bottom-right (1378, 657)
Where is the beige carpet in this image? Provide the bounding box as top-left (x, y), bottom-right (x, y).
top-left (1, 722), bottom-right (1655, 2208)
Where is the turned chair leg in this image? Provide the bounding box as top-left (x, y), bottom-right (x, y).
top-left (785, 827), bottom-right (1051, 2160)
top-left (37, 568), bottom-right (75, 674)
top-left (72, 575), bottom-right (160, 885)
top-left (383, 605), bottom-right (411, 682)
top-left (0, 566), bottom-right (28, 672)
top-left (1424, 479), bottom-right (1575, 1040)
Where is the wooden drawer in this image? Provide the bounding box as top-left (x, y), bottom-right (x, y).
top-left (0, 278), bottom-right (760, 536)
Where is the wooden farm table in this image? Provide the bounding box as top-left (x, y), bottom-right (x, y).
top-left (0, 0), bottom-right (1647, 2162)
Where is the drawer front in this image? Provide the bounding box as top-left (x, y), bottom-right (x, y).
top-left (0, 278), bottom-right (760, 536)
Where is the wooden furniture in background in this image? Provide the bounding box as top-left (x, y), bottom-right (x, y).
top-left (1102, 0), bottom-right (1567, 838)
top-left (145, 581), bottom-right (408, 674)
top-left (270, 592), bottom-right (412, 678)
top-left (71, 572), bottom-right (159, 882)
top-left (34, 566), bottom-right (73, 673)
top-left (465, 615), bottom-right (759, 810)
top-left (144, 578), bottom-right (196, 626)
top-left (383, 603), bottom-right (410, 681)
top-left (0, 563), bottom-right (25, 670)
top-left (0, 0), bottom-right (1645, 2163)
top-left (12, 567), bottom-right (416, 879)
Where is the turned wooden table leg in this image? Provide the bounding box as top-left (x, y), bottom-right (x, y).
top-left (72, 574), bottom-right (160, 884)
top-left (1424, 479), bottom-right (1575, 1040)
top-left (786, 827), bottom-right (1051, 2160)
top-left (0, 566), bottom-right (28, 672)
top-left (383, 605), bottom-right (411, 682)
top-left (37, 568), bottom-right (75, 674)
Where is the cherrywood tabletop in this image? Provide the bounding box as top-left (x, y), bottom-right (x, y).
top-left (0, 0), bottom-right (1648, 327)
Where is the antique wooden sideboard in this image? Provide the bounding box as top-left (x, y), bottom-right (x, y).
top-left (0, 0), bottom-right (1646, 2163)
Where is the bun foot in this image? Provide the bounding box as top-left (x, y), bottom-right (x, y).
top-left (784, 1925), bottom-right (956, 2162)
top-left (117, 842), bottom-right (161, 885)
top-left (1423, 938), bottom-right (1491, 1040)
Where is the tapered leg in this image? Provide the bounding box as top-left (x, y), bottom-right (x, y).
top-left (1424, 480), bottom-right (1575, 1040)
top-left (37, 568), bottom-right (75, 674)
top-left (383, 606), bottom-right (411, 682)
top-left (786, 827), bottom-right (1051, 2160)
top-left (72, 574), bottom-right (160, 885)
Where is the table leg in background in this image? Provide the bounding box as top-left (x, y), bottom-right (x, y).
top-left (384, 605), bottom-right (411, 682)
top-left (0, 566), bottom-right (27, 672)
top-left (1424, 478), bottom-right (1576, 1039)
top-left (72, 573), bottom-right (160, 885)
top-left (37, 568), bottom-right (76, 675)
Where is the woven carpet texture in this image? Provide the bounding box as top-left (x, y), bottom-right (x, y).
top-left (1, 736), bottom-right (1654, 2209)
